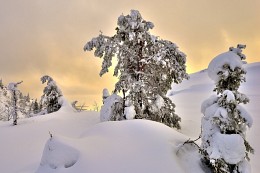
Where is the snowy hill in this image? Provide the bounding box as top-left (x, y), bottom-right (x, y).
top-left (0, 62), bottom-right (259, 173)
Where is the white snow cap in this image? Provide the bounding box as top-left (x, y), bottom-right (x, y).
top-left (124, 105), bottom-right (136, 120)
top-left (208, 51), bottom-right (243, 82)
top-left (223, 90), bottom-right (235, 102)
top-left (102, 88), bottom-right (110, 98)
top-left (210, 133), bottom-right (246, 164)
top-left (7, 81), bottom-right (23, 91)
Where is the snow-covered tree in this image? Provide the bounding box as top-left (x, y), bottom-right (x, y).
top-left (40, 75), bottom-right (63, 114)
top-left (0, 79), bottom-right (3, 89)
top-left (100, 93), bottom-right (123, 122)
top-left (84, 10), bottom-right (188, 129)
top-left (7, 81), bottom-right (23, 125)
top-left (201, 44), bottom-right (253, 173)
top-left (32, 99), bottom-right (40, 114)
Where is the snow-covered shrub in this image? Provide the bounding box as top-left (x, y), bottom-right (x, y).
top-left (100, 93), bottom-right (124, 122)
top-left (84, 10), bottom-right (188, 129)
top-left (40, 75), bottom-right (63, 114)
top-left (201, 45), bottom-right (253, 173)
top-left (39, 136), bottom-right (79, 170)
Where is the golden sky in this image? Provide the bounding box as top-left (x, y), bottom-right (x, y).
top-left (0, 0), bottom-right (259, 108)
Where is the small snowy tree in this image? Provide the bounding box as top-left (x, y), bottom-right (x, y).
top-left (7, 81), bottom-right (23, 125)
top-left (40, 75), bottom-right (63, 114)
top-left (32, 99), bottom-right (40, 114)
top-left (0, 79), bottom-right (3, 89)
top-left (84, 10), bottom-right (188, 128)
top-left (201, 44), bottom-right (253, 173)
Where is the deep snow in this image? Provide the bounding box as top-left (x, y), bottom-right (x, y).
top-left (0, 62), bottom-right (259, 173)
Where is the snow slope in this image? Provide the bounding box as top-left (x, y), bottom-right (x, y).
top-left (0, 105), bottom-right (202, 173)
top-left (0, 62), bottom-right (259, 173)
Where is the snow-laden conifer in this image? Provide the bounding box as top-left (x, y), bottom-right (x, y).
top-left (84, 10), bottom-right (188, 129)
top-left (201, 45), bottom-right (253, 172)
top-left (7, 81), bottom-right (23, 125)
top-left (0, 79), bottom-right (3, 89)
top-left (40, 75), bottom-right (63, 114)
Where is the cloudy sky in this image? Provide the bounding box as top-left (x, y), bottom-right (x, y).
top-left (1, 0), bottom-right (259, 107)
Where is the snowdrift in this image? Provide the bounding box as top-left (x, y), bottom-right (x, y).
top-left (37, 120), bottom-right (203, 173)
top-left (0, 62), bottom-right (259, 173)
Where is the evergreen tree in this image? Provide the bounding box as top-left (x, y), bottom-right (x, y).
top-left (0, 79), bottom-right (3, 89)
top-left (7, 81), bottom-right (23, 125)
top-left (32, 99), bottom-right (40, 114)
top-left (40, 75), bottom-right (62, 114)
top-left (84, 10), bottom-right (188, 129)
top-left (201, 45), bottom-right (253, 173)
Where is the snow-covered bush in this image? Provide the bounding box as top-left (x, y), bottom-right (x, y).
top-left (84, 10), bottom-right (188, 129)
top-left (201, 45), bottom-right (254, 173)
top-left (40, 75), bottom-right (63, 114)
top-left (100, 93), bottom-right (124, 122)
top-left (39, 136), bottom-right (79, 170)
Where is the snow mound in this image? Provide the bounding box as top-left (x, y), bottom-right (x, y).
top-left (207, 51), bottom-right (243, 82)
top-left (38, 136), bottom-right (79, 171)
top-left (78, 119), bottom-right (204, 173)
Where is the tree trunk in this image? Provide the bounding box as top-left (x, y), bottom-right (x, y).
top-left (13, 90), bottom-right (17, 125)
top-left (137, 41), bottom-right (144, 109)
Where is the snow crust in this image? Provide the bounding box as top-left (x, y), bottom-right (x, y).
top-left (207, 51), bottom-right (243, 82)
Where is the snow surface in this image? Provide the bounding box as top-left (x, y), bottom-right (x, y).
top-left (0, 62), bottom-right (259, 173)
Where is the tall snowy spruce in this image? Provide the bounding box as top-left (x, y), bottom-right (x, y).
top-left (7, 81), bottom-right (23, 125)
top-left (84, 10), bottom-right (188, 129)
top-left (40, 75), bottom-right (63, 114)
top-left (201, 45), bottom-right (254, 172)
